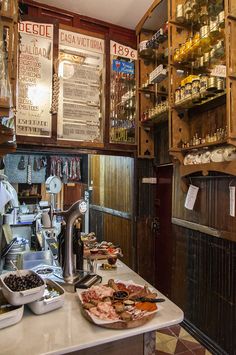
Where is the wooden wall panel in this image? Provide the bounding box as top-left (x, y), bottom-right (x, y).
top-left (171, 224), bottom-right (235, 355)
top-left (90, 155), bottom-right (134, 213)
top-left (172, 165), bottom-right (236, 242)
top-left (137, 159), bottom-right (156, 217)
top-left (103, 214), bottom-right (132, 267)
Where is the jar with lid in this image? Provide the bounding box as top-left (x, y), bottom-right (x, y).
top-left (203, 51), bottom-right (210, 67)
top-left (175, 87), bottom-right (181, 104)
top-left (209, 47), bottom-right (218, 67)
top-left (200, 25), bottom-right (211, 52)
top-left (215, 77), bottom-right (225, 93)
top-left (173, 47), bottom-right (180, 63)
top-left (199, 6), bottom-right (209, 25)
top-left (175, 4), bottom-right (184, 22)
top-left (180, 85), bottom-right (185, 102)
top-left (184, 82), bottom-right (192, 101)
top-left (209, 19), bottom-right (220, 44)
top-left (185, 37), bottom-right (193, 61)
top-left (199, 74), bottom-right (208, 98)
top-left (214, 40), bottom-right (225, 59)
top-left (192, 32), bottom-right (201, 58)
top-left (179, 43), bottom-right (187, 62)
top-left (192, 78), bottom-right (201, 103)
top-left (206, 76), bottom-right (218, 94)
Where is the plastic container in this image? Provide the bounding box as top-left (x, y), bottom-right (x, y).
top-left (0, 290), bottom-right (24, 329)
top-left (0, 270), bottom-right (45, 306)
top-left (28, 279), bottom-right (65, 315)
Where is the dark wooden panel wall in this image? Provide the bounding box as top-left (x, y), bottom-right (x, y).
top-left (171, 224), bottom-right (236, 355)
top-left (173, 165), bottom-right (236, 242)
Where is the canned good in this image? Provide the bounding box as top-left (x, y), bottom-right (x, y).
top-left (218, 11), bottom-right (225, 28)
top-left (215, 77), bottom-right (225, 93)
top-left (192, 79), bottom-right (201, 102)
top-left (207, 76), bottom-right (218, 91)
top-left (200, 74), bottom-right (208, 92)
top-left (209, 19), bottom-right (220, 43)
top-left (176, 4), bottom-right (184, 23)
top-left (203, 52), bottom-right (210, 66)
top-left (214, 40), bottom-right (225, 59)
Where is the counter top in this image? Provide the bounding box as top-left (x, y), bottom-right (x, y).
top-left (0, 261), bottom-right (183, 355)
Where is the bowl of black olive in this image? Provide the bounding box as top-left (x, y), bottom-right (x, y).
top-left (0, 270), bottom-right (45, 306)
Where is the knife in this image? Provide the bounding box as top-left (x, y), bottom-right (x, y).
top-left (134, 297), bottom-right (165, 303)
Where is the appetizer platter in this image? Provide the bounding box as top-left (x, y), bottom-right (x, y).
top-left (84, 240), bottom-right (123, 260)
top-left (78, 279), bottom-right (163, 329)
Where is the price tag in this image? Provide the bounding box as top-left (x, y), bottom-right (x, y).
top-left (184, 184), bottom-right (199, 210)
top-left (210, 65), bottom-right (226, 78)
top-left (110, 40), bottom-right (137, 60)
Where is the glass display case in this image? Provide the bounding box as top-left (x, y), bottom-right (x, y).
top-left (110, 41), bottom-right (136, 144)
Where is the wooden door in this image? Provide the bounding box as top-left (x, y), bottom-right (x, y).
top-left (154, 164), bottom-right (173, 298)
top-left (63, 183), bottom-right (86, 210)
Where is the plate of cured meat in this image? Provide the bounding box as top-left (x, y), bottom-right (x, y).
top-left (77, 279), bottom-right (161, 329)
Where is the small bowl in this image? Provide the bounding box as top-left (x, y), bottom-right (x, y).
top-left (113, 290), bottom-right (129, 300)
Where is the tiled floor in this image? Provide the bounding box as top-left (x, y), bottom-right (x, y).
top-left (156, 324), bottom-right (212, 355)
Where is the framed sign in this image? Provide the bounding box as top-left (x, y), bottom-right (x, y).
top-left (57, 28), bottom-right (105, 142)
top-left (16, 21), bottom-right (53, 137)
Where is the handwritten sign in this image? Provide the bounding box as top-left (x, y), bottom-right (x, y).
top-left (211, 64), bottom-right (226, 78)
top-left (16, 22), bottom-right (53, 137)
top-left (58, 29), bottom-right (105, 142)
top-left (110, 40), bottom-right (137, 60)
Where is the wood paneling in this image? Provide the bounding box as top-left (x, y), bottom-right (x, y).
top-left (90, 155), bottom-right (134, 213)
top-left (172, 164), bottom-right (236, 242)
top-left (171, 224), bottom-right (236, 355)
top-left (103, 214), bottom-right (132, 267)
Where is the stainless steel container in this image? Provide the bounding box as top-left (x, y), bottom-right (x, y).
top-left (215, 77), bottom-right (225, 93)
top-left (207, 76), bottom-right (218, 90)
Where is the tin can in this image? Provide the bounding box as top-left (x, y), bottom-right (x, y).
top-left (176, 4), bottom-right (184, 23)
top-left (207, 76), bottom-right (217, 91)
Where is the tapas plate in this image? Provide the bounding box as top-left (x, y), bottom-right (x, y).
top-left (77, 279), bottom-right (160, 329)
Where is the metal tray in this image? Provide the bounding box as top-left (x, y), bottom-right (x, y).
top-left (0, 270), bottom-right (45, 306)
top-left (27, 279), bottom-right (65, 315)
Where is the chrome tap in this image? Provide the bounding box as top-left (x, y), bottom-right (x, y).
top-left (54, 199), bottom-right (87, 284)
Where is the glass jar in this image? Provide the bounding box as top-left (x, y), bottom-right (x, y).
top-left (185, 82), bottom-right (192, 100)
top-left (209, 19), bottom-right (220, 44)
top-left (199, 6), bottom-right (209, 25)
top-left (192, 32), bottom-right (201, 58)
top-left (218, 11), bottom-right (225, 28)
top-left (203, 51), bottom-right (210, 67)
top-left (175, 87), bottom-right (181, 104)
top-left (185, 37), bottom-right (193, 61)
top-left (200, 74), bottom-right (208, 97)
top-left (200, 25), bottom-right (210, 52)
top-left (192, 78), bottom-right (201, 102)
top-left (214, 40), bottom-right (225, 59)
top-left (173, 47), bottom-right (180, 63)
top-left (180, 85), bottom-right (185, 101)
top-left (179, 43), bottom-right (187, 62)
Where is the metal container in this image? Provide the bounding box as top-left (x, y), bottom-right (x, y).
top-left (218, 11), bottom-right (225, 28)
top-left (0, 290), bottom-right (24, 330)
top-left (4, 241), bottom-right (26, 271)
top-left (203, 52), bottom-right (210, 67)
top-left (176, 4), bottom-right (184, 22)
top-left (0, 270), bottom-right (45, 306)
top-left (185, 82), bottom-right (192, 99)
top-left (207, 76), bottom-right (218, 91)
top-left (27, 279), bottom-right (65, 315)
top-left (138, 41), bottom-right (154, 58)
top-left (215, 77), bottom-right (225, 93)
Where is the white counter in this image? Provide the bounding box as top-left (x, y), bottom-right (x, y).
top-left (0, 261), bottom-right (183, 355)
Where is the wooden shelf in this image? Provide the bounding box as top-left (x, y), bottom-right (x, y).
top-left (180, 161), bottom-right (236, 177)
top-left (138, 88), bottom-right (168, 96)
top-left (141, 111), bottom-right (168, 126)
top-left (180, 139), bottom-right (228, 153)
top-left (172, 92), bottom-right (226, 113)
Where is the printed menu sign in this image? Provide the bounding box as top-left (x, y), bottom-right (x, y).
top-left (58, 29), bottom-right (105, 142)
top-left (16, 22), bottom-right (53, 137)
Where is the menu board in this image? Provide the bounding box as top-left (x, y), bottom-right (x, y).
top-left (58, 29), bottom-right (105, 142)
top-left (16, 22), bottom-right (53, 137)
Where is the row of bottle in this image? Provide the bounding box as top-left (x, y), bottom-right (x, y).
top-left (141, 100), bottom-right (169, 122)
top-left (173, 26), bottom-right (225, 64)
top-left (175, 74), bottom-right (225, 105)
top-left (175, 0), bottom-right (224, 25)
top-left (181, 127), bottom-right (227, 149)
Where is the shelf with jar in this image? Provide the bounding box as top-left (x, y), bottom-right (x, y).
top-left (137, 10), bottom-right (169, 157)
top-left (167, 0), bottom-right (236, 176)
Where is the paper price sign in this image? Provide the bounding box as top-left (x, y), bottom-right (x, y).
top-left (211, 65), bottom-right (226, 78)
top-left (110, 40), bottom-right (137, 60)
